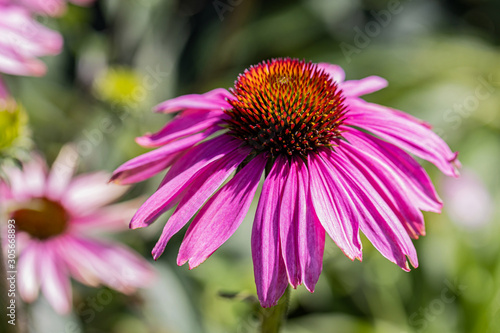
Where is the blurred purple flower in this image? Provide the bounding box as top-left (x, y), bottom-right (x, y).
top-left (442, 168), bottom-right (493, 228)
top-left (0, 77), bottom-right (8, 99)
top-left (0, 3), bottom-right (63, 77)
top-left (112, 58), bottom-right (459, 307)
top-left (1, 146), bottom-right (155, 314)
top-left (10, 0), bottom-right (94, 17)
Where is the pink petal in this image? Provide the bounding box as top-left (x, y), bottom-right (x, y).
top-left (279, 157), bottom-right (301, 287)
top-left (177, 153), bottom-right (267, 269)
top-left (2, 166), bottom-right (30, 200)
top-left (110, 128), bottom-right (218, 185)
top-left (0, 76), bottom-right (8, 99)
top-left (69, 199), bottom-right (140, 233)
top-left (0, 179), bottom-right (12, 201)
top-left (0, 49), bottom-right (46, 76)
top-left (346, 96), bottom-right (432, 128)
top-left (17, 242), bottom-right (41, 303)
top-left (337, 140), bottom-right (426, 238)
top-left (151, 146), bottom-right (251, 260)
top-left (0, 154), bottom-right (47, 200)
top-left (296, 159), bottom-right (325, 292)
top-left (340, 76), bottom-right (388, 97)
top-left (317, 63), bottom-right (345, 83)
top-left (39, 241), bottom-right (72, 314)
top-left (129, 135), bottom-right (239, 229)
top-left (0, 7), bottom-right (63, 56)
top-left (136, 110), bottom-right (225, 147)
top-left (154, 88), bottom-right (233, 113)
top-left (252, 156), bottom-right (289, 307)
top-left (0, 6), bottom-right (63, 77)
top-left (69, 0), bottom-right (95, 6)
top-left (345, 99), bottom-right (460, 177)
top-left (64, 172), bottom-right (128, 214)
top-left (46, 145), bottom-right (79, 200)
top-left (442, 169), bottom-right (493, 228)
top-left (57, 236), bottom-right (105, 287)
top-left (16, 0), bottom-right (67, 16)
top-left (88, 242), bottom-right (155, 291)
top-left (20, 154), bottom-right (47, 198)
top-left (60, 236), bottom-right (154, 293)
top-left (321, 149), bottom-right (418, 271)
top-left (308, 154), bottom-right (363, 260)
top-left (342, 128), bottom-right (442, 213)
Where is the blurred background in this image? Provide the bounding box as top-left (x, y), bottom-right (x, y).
top-left (3, 0), bottom-right (500, 332)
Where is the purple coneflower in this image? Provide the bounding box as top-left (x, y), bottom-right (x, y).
top-left (112, 58), bottom-right (459, 307)
top-left (0, 146), bottom-right (154, 314)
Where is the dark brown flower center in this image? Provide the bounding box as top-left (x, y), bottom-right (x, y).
top-left (225, 58), bottom-right (346, 157)
top-left (11, 198), bottom-right (69, 239)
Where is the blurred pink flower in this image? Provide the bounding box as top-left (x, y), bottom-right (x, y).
top-left (442, 168), bottom-right (493, 228)
top-left (112, 58), bottom-right (460, 307)
top-left (0, 77), bottom-right (8, 99)
top-left (1, 146), bottom-right (155, 314)
top-left (0, 3), bottom-right (63, 77)
top-left (8, 0), bottom-right (94, 17)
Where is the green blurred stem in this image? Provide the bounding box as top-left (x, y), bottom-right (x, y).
top-left (260, 287), bottom-right (290, 333)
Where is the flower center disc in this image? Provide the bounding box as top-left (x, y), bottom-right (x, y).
top-left (225, 58), bottom-right (346, 157)
top-left (11, 198), bottom-right (69, 239)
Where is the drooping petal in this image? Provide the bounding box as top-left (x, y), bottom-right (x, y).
top-left (346, 96), bottom-right (432, 128)
top-left (337, 140), bottom-right (426, 238)
top-left (340, 76), bottom-right (388, 97)
top-left (16, 0), bottom-right (67, 16)
top-left (46, 144), bottom-right (78, 200)
top-left (70, 199), bottom-right (141, 233)
top-left (151, 146), bottom-right (251, 260)
top-left (317, 63), bottom-right (345, 83)
top-left (17, 241), bottom-right (41, 303)
top-left (1, 166), bottom-right (27, 200)
top-left (0, 6), bottom-right (63, 76)
top-left (14, 0), bottom-right (96, 17)
top-left (0, 49), bottom-right (46, 76)
top-left (0, 154), bottom-right (47, 201)
top-left (69, 0), bottom-right (95, 5)
top-left (322, 151), bottom-right (418, 271)
top-left (279, 157), bottom-right (301, 288)
top-left (58, 236), bottom-right (105, 287)
top-left (177, 153), bottom-right (267, 269)
top-left (296, 160), bottom-right (325, 292)
top-left (0, 6), bottom-right (63, 56)
top-left (39, 241), bottom-right (72, 314)
top-left (0, 76), bottom-right (8, 99)
top-left (64, 172), bottom-right (129, 214)
top-left (154, 88), bottom-right (233, 113)
top-left (60, 236), bottom-right (154, 293)
top-left (85, 241), bottom-right (155, 292)
top-left (135, 110), bottom-right (225, 147)
top-left (129, 135), bottom-right (239, 229)
top-left (110, 127), bottom-right (219, 185)
top-left (252, 156), bottom-right (289, 307)
top-left (321, 149), bottom-right (418, 271)
top-left (19, 154), bottom-right (47, 198)
top-left (342, 128), bottom-right (442, 213)
top-left (345, 99), bottom-right (460, 177)
top-left (308, 154), bottom-right (363, 260)
top-left (0, 179), bottom-right (12, 201)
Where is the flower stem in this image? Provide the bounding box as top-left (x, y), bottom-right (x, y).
top-left (260, 287), bottom-right (290, 333)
